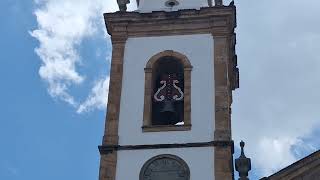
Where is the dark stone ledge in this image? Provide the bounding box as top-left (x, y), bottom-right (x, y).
top-left (99, 140), bottom-right (234, 154)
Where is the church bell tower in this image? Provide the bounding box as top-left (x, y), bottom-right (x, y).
top-left (99, 0), bottom-right (239, 179)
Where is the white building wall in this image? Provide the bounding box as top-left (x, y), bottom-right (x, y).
top-left (138, 0), bottom-right (209, 12)
top-left (118, 34), bottom-right (215, 146)
top-left (116, 147), bottom-right (214, 180)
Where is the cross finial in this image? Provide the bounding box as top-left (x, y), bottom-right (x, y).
top-left (117, 0), bottom-right (130, 12)
top-left (215, 0), bottom-right (223, 6)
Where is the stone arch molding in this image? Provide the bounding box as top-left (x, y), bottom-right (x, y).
top-left (143, 50), bottom-right (192, 132)
top-left (139, 154), bottom-right (190, 180)
top-left (145, 50), bottom-right (193, 70)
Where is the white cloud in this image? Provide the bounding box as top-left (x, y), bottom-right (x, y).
top-left (31, 0), bottom-right (136, 111)
top-left (291, 138), bottom-right (318, 159)
top-left (77, 76), bottom-right (110, 113)
top-left (253, 137), bottom-right (297, 175)
top-left (233, 0), bottom-right (320, 177)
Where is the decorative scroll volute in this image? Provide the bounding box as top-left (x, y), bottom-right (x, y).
top-left (154, 74), bottom-right (184, 102)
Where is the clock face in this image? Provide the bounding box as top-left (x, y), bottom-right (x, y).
top-left (140, 155), bottom-right (190, 180)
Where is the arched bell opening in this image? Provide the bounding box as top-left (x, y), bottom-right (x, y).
top-left (143, 50), bottom-right (192, 132)
top-left (152, 56), bottom-right (184, 126)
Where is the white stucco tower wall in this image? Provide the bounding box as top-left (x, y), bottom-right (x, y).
top-left (118, 34), bottom-right (215, 145)
top-left (116, 147), bottom-right (214, 180)
top-left (115, 34), bottom-right (215, 179)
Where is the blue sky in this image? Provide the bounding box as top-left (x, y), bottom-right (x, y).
top-left (0, 0), bottom-right (107, 179)
top-left (1, 0), bottom-right (320, 179)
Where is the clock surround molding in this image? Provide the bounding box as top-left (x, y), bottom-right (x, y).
top-left (139, 154), bottom-right (190, 180)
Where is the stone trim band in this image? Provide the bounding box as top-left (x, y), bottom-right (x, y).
top-left (104, 6), bottom-right (236, 38)
top-left (99, 140), bottom-right (234, 154)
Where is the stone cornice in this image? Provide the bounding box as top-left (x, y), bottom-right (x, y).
top-left (104, 6), bottom-right (236, 38)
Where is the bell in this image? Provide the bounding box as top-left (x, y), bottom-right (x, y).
top-left (160, 100), bottom-right (176, 125)
top-left (160, 100), bottom-right (175, 114)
